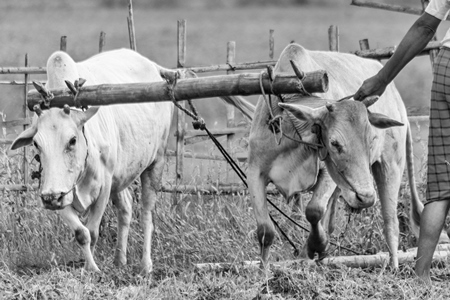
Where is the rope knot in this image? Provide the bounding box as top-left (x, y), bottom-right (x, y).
top-left (192, 119), bottom-right (206, 130)
top-left (65, 78), bottom-right (88, 111)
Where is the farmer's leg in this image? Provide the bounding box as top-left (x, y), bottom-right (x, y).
top-left (415, 46), bottom-right (450, 283)
top-left (415, 199), bottom-right (450, 284)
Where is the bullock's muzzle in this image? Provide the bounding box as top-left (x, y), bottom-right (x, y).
top-left (40, 193), bottom-right (66, 210)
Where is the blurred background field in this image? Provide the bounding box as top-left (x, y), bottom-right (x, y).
top-left (1, 0), bottom-right (450, 299)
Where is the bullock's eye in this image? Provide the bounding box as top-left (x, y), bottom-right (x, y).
top-left (330, 140), bottom-right (343, 153)
top-left (68, 137), bottom-right (77, 147)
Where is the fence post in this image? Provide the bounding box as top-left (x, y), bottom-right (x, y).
top-left (99, 31), bottom-right (106, 53)
top-left (328, 25), bottom-right (339, 52)
top-left (359, 39), bottom-right (370, 51)
top-left (174, 19), bottom-right (186, 205)
top-left (60, 36), bottom-right (67, 52)
top-left (22, 54), bottom-right (29, 192)
top-left (269, 29), bottom-right (275, 60)
top-left (127, 0), bottom-right (137, 51)
top-left (225, 41), bottom-right (236, 183)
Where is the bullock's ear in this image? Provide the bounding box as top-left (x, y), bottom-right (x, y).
top-left (279, 102), bottom-right (325, 123)
top-left (368, 110), bottom-right (404, 128)
top-left (10, 126), bottom-right (38, 150)
top-left (72, 106), bottom-right (100, 127)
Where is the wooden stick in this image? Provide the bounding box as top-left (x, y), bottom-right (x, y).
top-left (351, 0), bottom-right (450, 20)
top-left (328, 25), bottom-right (339, 52)
top-left (187, 60), bottom-right (277, 73)
top-left (195, 245), bottom-right (450, 271)
top-left (166, 150), bottom-right (247, 162)
top-left (226, 41), bottom-right (236, 176)
top-left (99, 31), bottom-right (106, 53)
top-left (161, 183), bottom-right (279, 195)
top-left (127, 0), bottom-right (137, 51)
top-left (359, 39), bottom-right (370, 51)
top-left (0, 118), bottom-right (32, 128)
top-left (174, 19), bottom-right (187, 206)
top-left (0, 67), bottom-right (46, 75)
top-left (269, 29), bottom-right (275, 60)
top-left (23, 54), bottom-right (29, 188)
top-left (353, 41), bottom-right (441, 59)
top-left (60, 36), bottom-right (67, 52)
top-left (26, 70), bottom-right (329, 110)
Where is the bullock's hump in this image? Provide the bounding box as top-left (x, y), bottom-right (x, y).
top-left (46, 51), bottom-right (79, 90)
top-left (274, 43), bottom-right (315, 74)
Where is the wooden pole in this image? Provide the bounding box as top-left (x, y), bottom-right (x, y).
top-left (328, 25), bottom-right (339, 52)
top-left (269, 29), bottom-right (275, 60)
top-left (99, 31), bottom-right (106, 53)
top-left (127, 0), bottom-right (137, 51)
top-left (27, 70), bottom-right (329, 110)
top-left (22, 54), bottom-right (29, 190)
top-left (359, 39), bottom-right (370, 51)
top-left (351, 0), bottom-right (450, 21)
top-left (225, 41), bottom-right (236, 183)
top-left (354, 41), bottom-right (441, 59)
top-left (174, 19), bottom-right (186, 205)
top-left (60, 36), bottom-right (67, 52)
top-left (0, 67), bottom-right (46, 75)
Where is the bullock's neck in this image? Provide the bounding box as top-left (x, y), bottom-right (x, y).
top-left (72, 125), bottom-right (101, 212)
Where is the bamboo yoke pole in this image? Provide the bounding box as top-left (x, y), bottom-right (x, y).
top-left (26, 71), bottom-right (329, 109)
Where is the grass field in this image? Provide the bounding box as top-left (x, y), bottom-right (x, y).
top-left (2, 2), bottom-right (450, 299)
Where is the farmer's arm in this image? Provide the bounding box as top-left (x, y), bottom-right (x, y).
top-left (354, 12), bottom-right (441, 100)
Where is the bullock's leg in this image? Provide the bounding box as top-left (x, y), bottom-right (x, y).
top-left (58, 206), bottom-right (100, 272)
top-left (248, 168), bottom-right (275, 268)
top-left (373, 162), bottom-right (401, 269)
top-left (305, 168), bottom-right (336, 259)
top-left (111, 188), bottom-right (133, 266)
top-left (139, 157), bottom-right (164, 274)
top-left (84, 186), bottom-right (111, 260)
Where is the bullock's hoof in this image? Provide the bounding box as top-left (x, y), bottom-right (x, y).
top-left (139, 261), bottom-right (153, 275)
top-left (306, 237), bottom-right (329, 260)
top-left (84, 264), bottom-right (101, 273)
top-left (317, 244), bottom-right (331, 261)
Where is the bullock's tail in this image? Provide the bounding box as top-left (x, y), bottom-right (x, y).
top-left (406, 122), bottom-right (423, 239)
top-left (406, 122), bottom-right (450, 243)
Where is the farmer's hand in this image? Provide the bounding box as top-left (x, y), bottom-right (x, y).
top-left (354, 74), bottom-right (388, 101)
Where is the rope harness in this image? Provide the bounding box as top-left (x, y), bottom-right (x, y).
top-left (165, 69), bottom-right (360, 257)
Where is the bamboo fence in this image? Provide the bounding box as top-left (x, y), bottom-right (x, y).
top-left (0, 2), bottom-right (437, 196)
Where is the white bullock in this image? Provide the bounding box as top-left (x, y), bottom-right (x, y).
top-left (248, 43), bottom-right (434, 269)
top-left (11, 49), bottom-right (173, 273)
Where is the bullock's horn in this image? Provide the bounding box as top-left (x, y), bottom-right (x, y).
top-left (289, 60), bottom-right (305, 80)
top-left (63, 104), bottom-right (70, 115)
top-left (326, 102), bottom-right (335, 112)
top-left (77, 78), bottom-right (87, 87)
top-left (362, 95), bottom-right (379, 108)
top-left (33, 104), bottom-right (43, 116)
top-left (32, 81), bottom-right (51, 98)
top-left (65, 80), bottom-right (77, 95)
